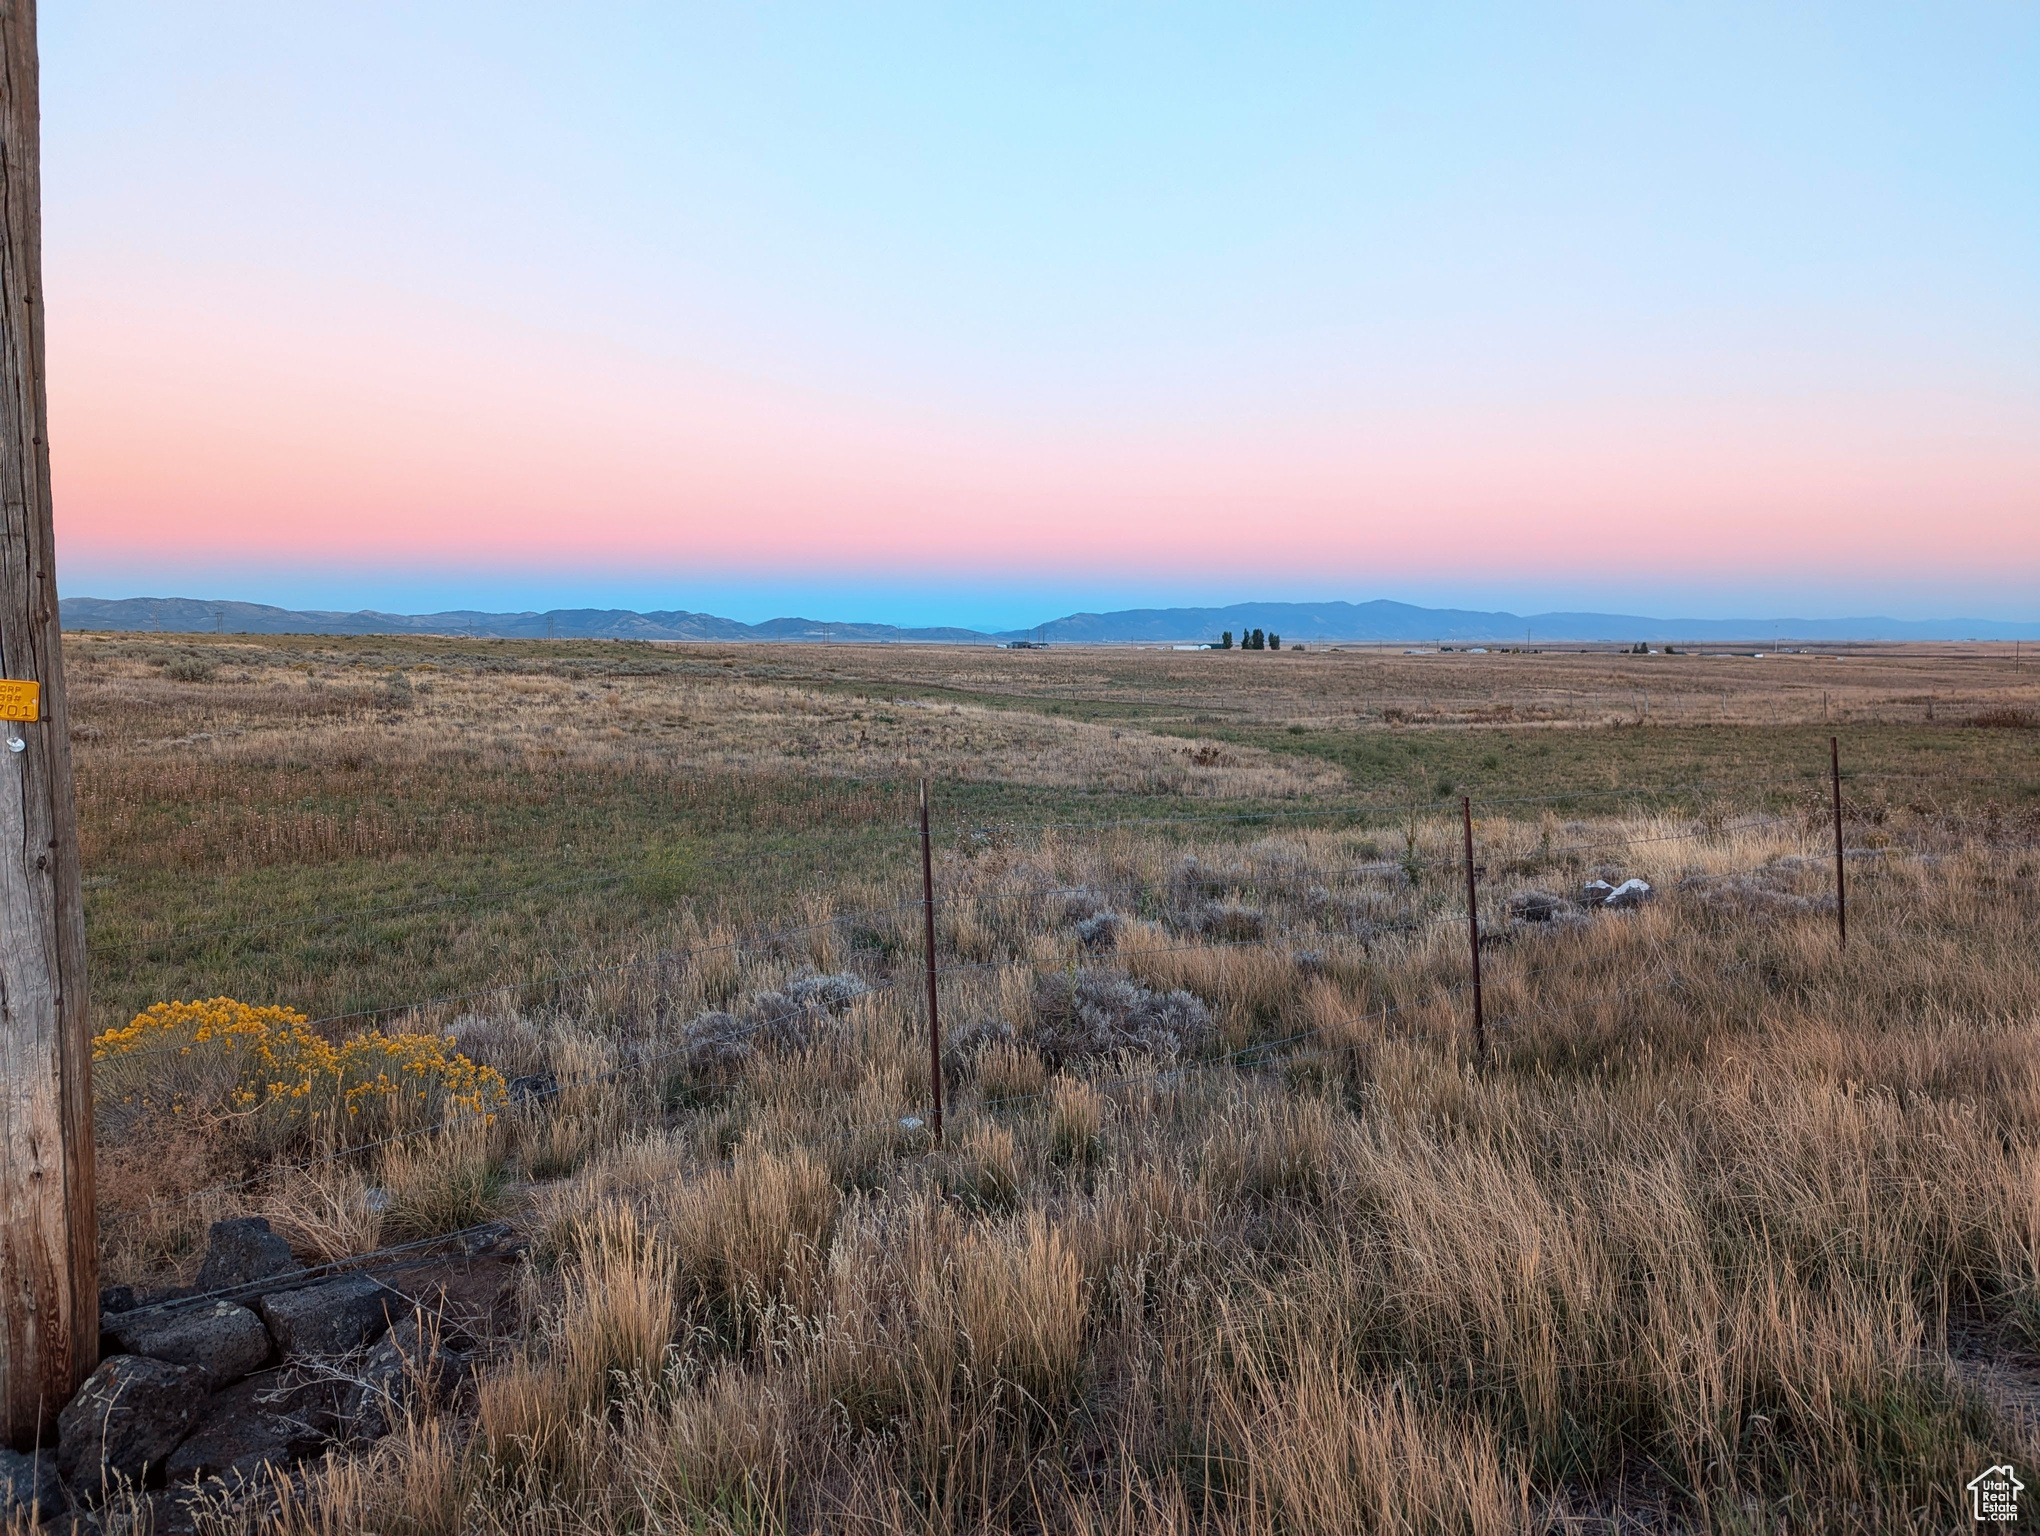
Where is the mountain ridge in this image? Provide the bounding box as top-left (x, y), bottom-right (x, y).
top-left (56, 595), bottom-right (2040, 644)
top-left (998, 600), bottom-right (2040, 643)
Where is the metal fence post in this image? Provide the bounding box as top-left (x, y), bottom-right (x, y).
top-left (919, 778), bottom-right (944, 1140)
top-left (1462, 796), bottom-right (1487, 1062)
top-left (1830, 737), bottom-right (1846, 949)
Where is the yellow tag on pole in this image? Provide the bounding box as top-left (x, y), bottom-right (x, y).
top-left (0, 679), bottom-right (41, 722)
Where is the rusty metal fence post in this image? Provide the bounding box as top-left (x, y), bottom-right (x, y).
top-left (1830, 737), bottom-right (1846, 949)
top-left (1462, 795), bottom-right (1487, 1062)
top-left (919, 778), bottom-right (944, 1140)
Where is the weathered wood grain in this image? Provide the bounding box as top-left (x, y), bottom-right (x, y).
top-left (0, 0), bottom-right (96, 1447)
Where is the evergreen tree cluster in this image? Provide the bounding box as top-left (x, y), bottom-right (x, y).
top-left (1216, 629), bottom-right (1282, 651)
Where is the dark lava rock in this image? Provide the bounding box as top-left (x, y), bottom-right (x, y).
top-left (345, 1315), bottom-right (469, 1441)
top-left (257, 1276), bottom-right (394, 1358)
top-left (0, 1447), bottom-right (65, 1521)
top-left (56, 1355), bottom-right (204, 1489)
top-left (108, 1298), bottom-right (272, 1387)
top-left (1508, 889), bottom-right (1570, 922)
top-left (99, 1284), bottom-right (138, 1315)
top-left (506, 1071), bottom-right (558, 1103)
top-left (164, 1378), bottom-right (328, 1491)
top-left (1602, 878), bottom-right (1654, 910)
top-left (137, 1485), bottom-right (209, 1536)
top-left (195, 1216), bottom-right (304, 1294)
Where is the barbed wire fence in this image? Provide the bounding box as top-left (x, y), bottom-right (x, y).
top-left (91, 746), bottom-right (2040, 1309)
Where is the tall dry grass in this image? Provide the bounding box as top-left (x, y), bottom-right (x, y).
top-left (163, 802), bottom-right (2031, 1535)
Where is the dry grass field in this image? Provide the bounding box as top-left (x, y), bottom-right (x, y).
top-left (43, 633), bottom-right (2040, 1533)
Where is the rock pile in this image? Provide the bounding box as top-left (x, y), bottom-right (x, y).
top-left (1516, 878), bottom-right (1654, 912)
top-left (1505, 876), bottom-right (1656, 932)
top-left (1597, 878), bottom-right (1654, 910)
top-left (22, 1216), bottom-right (476, 1519)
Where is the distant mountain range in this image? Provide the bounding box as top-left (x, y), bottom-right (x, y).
top-left (1012, 601), bottom-right (2040, 644)
top-left (57, 595), bottom-right (2040, 645)
top-left (58, 597), bottom-right (985, 644)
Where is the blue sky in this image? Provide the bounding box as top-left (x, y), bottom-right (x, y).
top-left (37, 3), bottom-right (2040, 627)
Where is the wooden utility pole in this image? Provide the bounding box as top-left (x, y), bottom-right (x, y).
top-left (0, 0), bottom-right (96, 1446)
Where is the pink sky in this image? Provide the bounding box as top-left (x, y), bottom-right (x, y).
top-left (39, 5), bottom-right (2040, 625)
top-left (51, 269), bottom-right (2038, 612)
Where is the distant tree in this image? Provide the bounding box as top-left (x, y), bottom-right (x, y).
top-left (1220, 631), bottom-right (1233, 650)
top-left (1249, 628), bottom-right (1265, 650)
top-left (1269, 633), bottom-right (1281, 650)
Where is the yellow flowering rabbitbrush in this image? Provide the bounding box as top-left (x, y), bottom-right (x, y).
top-left (94, 997), bottom-right (506, 1152)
